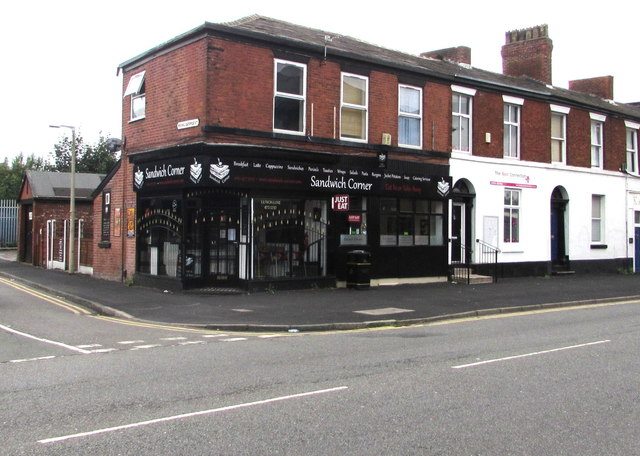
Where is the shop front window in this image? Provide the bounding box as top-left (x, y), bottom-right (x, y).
top-left (339, 196), bottom-right (367, 246)
top-left (253, 198), bottom-right (327, 279)
top-left (137, 196), bottom-right (182, 277)
top-left (380, 198), bottom-right (443, 247)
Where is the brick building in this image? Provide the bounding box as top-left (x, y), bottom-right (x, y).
top-left (93, 16), bottom-right (640, 290)
top-left (18, 170), bottom-right (104, 273)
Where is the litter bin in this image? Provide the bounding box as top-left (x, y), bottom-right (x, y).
top-left (346, 250), bottom-right (371, 289)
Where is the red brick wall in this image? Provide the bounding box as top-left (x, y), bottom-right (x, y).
top-left (92, 161), bottom-right (136, 282)
top-left (521, 100), bottom-right (549, 162)
top-left (566, 109), bottom-right (591, 168)
top-left (122, 38), bottom-right (209, 153)
top-left (121, 36), bottom-right (450, 166)
top-left (473, 91), bottom-right (503, 158)
top-left (569, 76), bottom-right (614, 100)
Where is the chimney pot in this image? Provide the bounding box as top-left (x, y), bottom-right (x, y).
top-left (502, 24), bottom-right (553, 84)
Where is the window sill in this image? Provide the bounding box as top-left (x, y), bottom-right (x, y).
top-left (129, 116), bottom-right (146, 123)
top-left (590, 244), bottom-right (608, 249)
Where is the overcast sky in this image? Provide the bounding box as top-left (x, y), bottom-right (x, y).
top-left (2, 0), bottom-right (638, 162)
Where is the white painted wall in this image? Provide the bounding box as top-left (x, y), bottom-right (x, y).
top-left (451, 153), bottom-right (630, 266)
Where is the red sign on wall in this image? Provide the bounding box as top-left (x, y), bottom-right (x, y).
top-left (348, 214), bottom-right (361, 223)
top-left (332, 195), bottom-right (349, 211)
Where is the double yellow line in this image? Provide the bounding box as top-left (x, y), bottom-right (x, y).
top-left (0, 277), bottom-right (91, 315)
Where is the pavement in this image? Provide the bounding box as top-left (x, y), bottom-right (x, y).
top-left (2, 249), bottom-right (640, 332)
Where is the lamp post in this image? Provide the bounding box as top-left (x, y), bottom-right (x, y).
top-left (49, 124), bottom-right (77, 274)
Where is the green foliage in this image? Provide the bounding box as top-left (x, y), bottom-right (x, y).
top-left (48, 132), bottom-right (119, 174)
top-left (0, 132), bottom-right (120, 201)
top-left (0, 153), bottom-right (47, 200)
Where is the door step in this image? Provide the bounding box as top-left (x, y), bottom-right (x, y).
top-left (450, 273), bottom-right (494, 285)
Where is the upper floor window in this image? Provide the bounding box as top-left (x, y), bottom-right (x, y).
top-left (341, 73), bottom-right (368, 141)
top-left (503, 96), bottom-right (523, 159)
top-left (625, 121), bottom-right (640, 173)
top-left (273, 60), bottom-right (306, 134)
top-left (398, 85), bottom-right (422, 148)
top-left (550, 105), bottom-right (570, 164)
top-left (451, 85), bottom-right (475, 152)
top-left (590, 113), bottom-right (606, 169)
top-left (124, 71), bottom-right (146, 121)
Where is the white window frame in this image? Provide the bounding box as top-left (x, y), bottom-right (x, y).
top-left (550, 105), bottom-right (570, 164)
top-left (340, 72), bottom-right (368, 142)
top-left (591, 194), bottom-right (604, 244)
top-left (625, 121), bottom-right (640, 173)
top-left (273, 59), bottom-right (307, 135)
top-left (451, 85), bottom-right (475, 153)
top-left (590, 113), bottom-right (606, 169)
top-left (398, 85), bottom-right (422, 148)
top-left (503, 96), bottom-right (523, 160)
top-left (125, 71), bottom-right (146, 122)
top-left (503, 188), bottom-right (521, 244)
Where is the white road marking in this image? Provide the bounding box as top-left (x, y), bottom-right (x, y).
top-left (130, 344), bottom-right (161, 350)
top-left (354, 307), bottom-right (415, 316)
top-left (77, 344), bottom-right (102, 348)
top-left (452, 340), bottom-right (611, 369)
top-left (178, 340), bottom-right (205, 345)
top-left (0, 323), bottom-right (90, 354)
top-left (9, 356), bottom-right (56, 363)
top-left (89, 348), bottom-right (117, 353)
top-left (222, 337), bottom-right (248, 342)
top-left (202, 334), bottom-right (228, 338)
top-left (117, 340), bottom-right (145, 345)
top-left (38, 386), bottom-right (349, 444)
top-left (160, 337), bottom-right (188, 341)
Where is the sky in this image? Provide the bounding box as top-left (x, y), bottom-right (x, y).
top-left (2, 0), bottom-right (638, 163)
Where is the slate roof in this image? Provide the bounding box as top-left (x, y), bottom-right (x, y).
top-left (23, 171), bottom-right (105, 201)
top-left (120, 14), bottom-right (640, 121)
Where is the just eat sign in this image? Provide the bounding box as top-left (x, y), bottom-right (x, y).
top-left (332, 195), bottom-right (349, 211)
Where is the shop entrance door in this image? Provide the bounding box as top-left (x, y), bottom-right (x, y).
top-left (183, 196), bottom-right (240, 287)
top-left (205, 205), bottom-right (239, 283)
top-left (451, 202), bottom-right (465, 262)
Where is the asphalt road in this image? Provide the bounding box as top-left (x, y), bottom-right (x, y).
top-left (1, 279), bottom-right (639, 455)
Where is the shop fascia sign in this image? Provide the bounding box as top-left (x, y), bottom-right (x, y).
top-left (133, 155), bottom-right (451, 198)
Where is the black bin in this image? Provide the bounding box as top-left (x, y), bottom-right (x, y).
top-left (346, 250), bottom-right (371, 289)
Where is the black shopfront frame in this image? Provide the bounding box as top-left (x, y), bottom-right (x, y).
top-left (131, 145), bottom-right (451, 290)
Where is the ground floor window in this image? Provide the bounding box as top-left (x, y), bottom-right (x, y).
top-left (380, 198), bottom-right (444, 246)
top-left (137, 196), bottom-right (182, 276)
top-left (252, 198), bottom-right (327, 279)
top-left (503, 189), bottom-right (520, 243)
top-left (338, 196), bottom-right (367, 247)
top-left (591, 194), bottom-right (604, 243)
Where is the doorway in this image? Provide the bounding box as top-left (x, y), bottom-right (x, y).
top-left (550, 187), bottom-right (569, 271)
top-left (184, 195), bottom-right (241, 287)
top-left (451, 179), bottom-right (475, 264)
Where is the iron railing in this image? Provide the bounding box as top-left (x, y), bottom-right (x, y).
top-left (449, 239), bottom-right (500, 284)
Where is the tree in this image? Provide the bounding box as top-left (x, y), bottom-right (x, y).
top-left (49, 132), bottom-right (119, 174)
top-left (0, 153), bottom-right (47, 200)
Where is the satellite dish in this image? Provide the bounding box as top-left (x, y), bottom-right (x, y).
top-left (105, 138), bottom-right (123, 152)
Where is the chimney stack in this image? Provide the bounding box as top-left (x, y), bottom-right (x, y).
top-left (501, 25), bottom-right (553, 84)
top-left (569, 76), bottom-right (614, 100)
top-left (421, 46), bottom-right (471, 65)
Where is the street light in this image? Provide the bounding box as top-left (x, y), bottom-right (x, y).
top-left (49, 124), bottom-right (77, 274)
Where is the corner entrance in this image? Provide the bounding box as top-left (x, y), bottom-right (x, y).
top-left (183, 194), bottom-right (242, 287)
